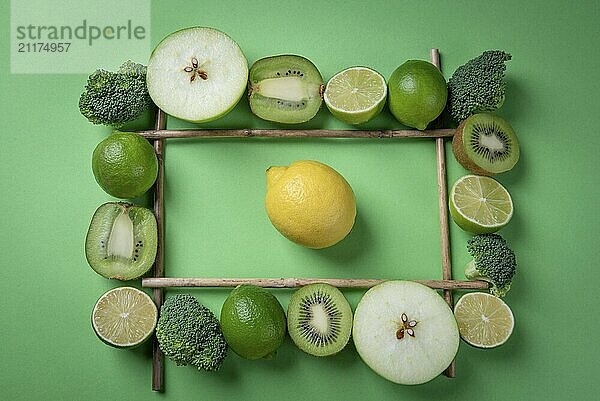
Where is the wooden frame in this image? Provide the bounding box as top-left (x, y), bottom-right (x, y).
top-left (139, 49), bottom-right (488, 391)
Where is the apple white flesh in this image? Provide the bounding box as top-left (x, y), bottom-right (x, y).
top-left (147, 27), bottom-right (248, 123)
top-left (353, 281), bottom-right (459, 385)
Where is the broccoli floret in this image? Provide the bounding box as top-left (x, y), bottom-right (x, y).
top-left (447, 50), bottom-right (512, 122)
top-left (118, 60), bottom-right (147, 76)
top-left (79, 60), bottom-right (153, 126)
top-left (156, 294), bottom-right (227, 371)
top-left (465, 233), bottom-right (516, 298)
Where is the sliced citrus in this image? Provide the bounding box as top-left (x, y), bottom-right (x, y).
top-left (92, 287), bottom-right (158, 348)
top-left (449, 174), bottom-right (513, 234)
top-left (324, 67), bottom-right (387, 124)
top-left (454, 292), bottom-right (514, 348)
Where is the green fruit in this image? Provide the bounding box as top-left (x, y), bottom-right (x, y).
top-left (353, 281), bottom-right (459, 385)
top-left (449, 174), bottom-right (513, 234)
top-left (287, 283), bottom-right (353, 357)
top-left (452, 113), bottom-right (520, 175)
top-left (248, 55), bottom-right (323, 123)
top-left (220, 285), bottom-right (286, 360)
top-left (85, 202), bottom-right (157, 280)
top-left (92, 132), bottom-right (157, 199)
top-left (387, 60), bottom-right (447, 130)
top-left (324, 66), bottom-right (387, 125)
top-left (147, 27), bottom-right (248, 123)
top-left (91, 287), bottom-right (158, 348)
top-left (454, 292), bottom-right (514, 348)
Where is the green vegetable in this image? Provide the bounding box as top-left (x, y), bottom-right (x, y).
top-left (465, 233), bottom-right (516, 298)
top-left (156, 294), bottom-right (227, 371)
top-left (447, 50), bottom-right (511, 123)
top-left (79, 60), bottom-right (153, 126)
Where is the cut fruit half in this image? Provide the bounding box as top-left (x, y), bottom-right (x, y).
top-left (146, 27), bottom-right (248, 123)
top-left (85, 202), bottom-right (158, 280)
top-left (287, 283), bottom-right (353, 357)
top-left (91, 287), bottom-right (158, 348)
top-left (452, 113), bottom-right (520, 175)
top-left (353, 281), bottom-right (459, 385)
top-left (248, 55), bottom-right (323, 123)
top-left (454, 292), bottom-right (514, 348)
top-left (324, 67), bottom-right (387, 124)
top-left (449, 174), bottom-right (513, 234)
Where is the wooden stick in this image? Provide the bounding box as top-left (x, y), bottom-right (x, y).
top-left (138, 128), bottom-right (455, 140)
top-left (142, 277), bottom-right (489, 290)
top-left (151, 109), bottom-right (167, 392)
top-left (436, 139), bottom-right (453, 295)
top-left (430, 48), bottom-right (456, 379)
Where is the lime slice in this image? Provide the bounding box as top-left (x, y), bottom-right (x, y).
top-left (324, 67), bottom-right (387, 124)
top-left (454, 292), bottom-right (514, 348)
top-left (92, 287), bottom-right (158, 348)
top-left (449, 174), bottom-right (513, 234)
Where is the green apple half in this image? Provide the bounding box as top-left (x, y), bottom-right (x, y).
top-left (353, 281), bottom-right (459, 385)
top-left (146, 27), bottom-right (248, 123)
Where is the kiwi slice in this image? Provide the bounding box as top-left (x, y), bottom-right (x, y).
top-left (452, 113), bottom-right (520, 176)
top-left (287, 283), bottom-right (352, 356)
top-left (248, 55), bottom-right (324, 123)
top-left (85, 202), bottom-right (157, 280)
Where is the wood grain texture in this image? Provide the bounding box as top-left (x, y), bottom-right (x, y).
top-left (142, 277), bottom-right (489, 290)
top-left (138, 128), bottom-right (455, 139)
top-left (151, 109), bottom-right (167, 392)
top-left (430, 48), bottom-right (457, 379)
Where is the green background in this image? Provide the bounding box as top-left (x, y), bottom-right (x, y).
top-left (1, 0), bottom-right (599, 400)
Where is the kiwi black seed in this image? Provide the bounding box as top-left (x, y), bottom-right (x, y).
top-left (248, 54), bottom-right (324, 124)
top-left (287, 283), bottom-right (353, 357)
top-left (452, 113), bottom-right (520, 176)
top-left (85, 202), bottom-right (157, 280)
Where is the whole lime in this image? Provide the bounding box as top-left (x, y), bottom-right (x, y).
top-left (387, 60), bottom-right (447, 130)
top-left (220, 285), bottom-right (286, 360)
top-left (92, 132), bottom-right (158, 199)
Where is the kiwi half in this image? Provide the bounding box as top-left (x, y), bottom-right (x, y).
top-left (85, 202), bottom-right (157, 280)
top-left (248, 55), bottom-right (324, 123)
top-left (287, 283), bottom-right (352, 356)
top-left (452, 113), bottom-right (520, 175)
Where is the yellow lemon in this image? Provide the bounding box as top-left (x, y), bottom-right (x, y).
top-left (265, 160), bottom-right (356, 249)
